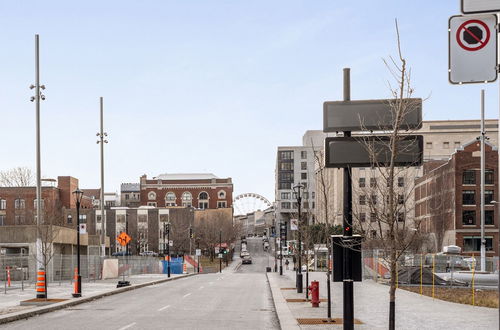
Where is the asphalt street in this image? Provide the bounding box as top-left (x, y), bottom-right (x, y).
top-left (1, 237), bottom-right (279, 330)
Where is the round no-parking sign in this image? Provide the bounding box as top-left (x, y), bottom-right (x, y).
top-left (449, 14), bottom-right (498, 84)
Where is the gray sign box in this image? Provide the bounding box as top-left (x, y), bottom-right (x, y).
top-left (462, 0), bottom-right (500, 13)
top-left (325, 135), bottom-right (423, 168)
top-left (323, 99), bottom-right (422, 132)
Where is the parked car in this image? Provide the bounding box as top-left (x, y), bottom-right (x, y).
top-left (139, 251), bottom-right (159, 257)
top-left (112, 251), bottom-right (132, 256)
top-left (242, 256), bottom-right (252, 264)
top-left (240, 251), bottom-right (250, 258)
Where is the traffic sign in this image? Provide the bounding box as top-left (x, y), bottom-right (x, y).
top-left (290, 219), bottom-right (298, 231)
top-left (116, 232), bottom-right (131, 246)
top-left (218, 253), bottom-right (223, 259)
top-left (215, 247), bottom-right (220, 254)
top-left (325, 135), bottom-right (423, 168)
top-left (195, 249), bottom-right (201, 256)
top-left (323, 99), bottom-right (422, 132)
top-left (449, 14), bottom-right (497, 84)
top-left (169, 240), bottom-right (173, 247)
top-left (462, 0), bottom-right (500, 14)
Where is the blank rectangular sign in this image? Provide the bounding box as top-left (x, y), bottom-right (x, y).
top-left (323, 99), bottom-right (422, 132)
top-left (325, 135), bottom-right (423, 168)
top-left (462, 0), bottom-right (500, 13)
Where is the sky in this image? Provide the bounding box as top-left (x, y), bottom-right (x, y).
top-left (0, 1), bottom-right (498, 203)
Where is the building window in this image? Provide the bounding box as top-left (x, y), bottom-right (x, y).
top-left (370, 178), bottom-right (377, 188)
top-left (116, 215), bottom-right (126, 223)
top-left (148, 191), bottom-right (156, 200)
top-left (462, 190), bottom-right (475, 205)
top-left (281, 202), bottom-right (291, 209)
top-left (370, 195), bottom-right (377, 205)
top-left (0, 199), bottom-right (5, 210)
top-left (312, 202), bottom-right (315, 209)
top-left (301, 162), bottom-right (307, 170)
top-left (371, 230), bottom-right (377, 239)
top-left (0, 215), bottom-right (4, 226)
top-left (303, 202), bottom-right (309, 209)
top-left (301, 151), bottom-right (307, 159)
top-left (485, 170), bottom-right (494, 184)
top-left (14, 199), bottom-right (25, 209)
top-left (15, 215), bottom-right (25, 224)
top-left (359, 213), bottom-right (366, 222)
top-left (138, 214), bottom-right (147, 223)
top-left (426, 142), bottom-right (432, 149)
top-left (67, 215), bottom-right (73, 224)
top-left (79, 214), bottom-right (87, 223)
top-left (359, 195), bottom-right (366, 205)
top-left (463, 170), bottom-right (475, 185)
top-left (370, 213), bottom-right (376, 222)
top-left (199, 202), bottom-right (209, 209)
top-left (279, 151), bottom-right (293, 160)
top-left (165, 192), bottom-right (176, 206)
top-left (463, 237), bottom-right (493, 252)
top-left (280, 172), bottom-right (294, 181)
top-left (125, 194), bottom-right (129, 200)
top-left (301, 173), bottom-right (307, 180)
top-left (443, 142), bottom-right (449, 149)
top-left (311, 192), bottom-right (315, 199)
top-left (454, 142), bottom-right (461, 148)
top-left (182, 192), bottom-right (192, 207)
top-left (397, 212), bottom-right (405, 222)
top-left (485, 210), bottom-right (494, 225)
top-left (398, 194), bottom-right (404, 205)
top-left (280, 192), bottom-right (291, 200)
top-left (280, 162), bottom-right (293, 170)
top-left (303, 192), bottom-right (309, 199)
top-left (485, 190), bottom-right (494, 204)
top-left (279, 182), bottom-right (292, 190)
top-left (199, 192), bottom-right (209, 200)
top-left (462, 210), bottom-right (475, 225)
top-left (398, 177), bottom-right (404, 187)
top-left (359, 178), bottom-right (366, 188)
top-left (147, 202), bottom-right (157, 207)
top-left (217, 201), bottom-right (227, 208)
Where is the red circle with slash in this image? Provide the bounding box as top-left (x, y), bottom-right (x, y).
top-left (456, 19), bottom-right (490, 51)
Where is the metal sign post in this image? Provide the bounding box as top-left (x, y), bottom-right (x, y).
top-left (449, 14), bottom-right (498, 84)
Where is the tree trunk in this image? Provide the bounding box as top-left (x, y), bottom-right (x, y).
top-left (389, 254), bottom-right (397, 330)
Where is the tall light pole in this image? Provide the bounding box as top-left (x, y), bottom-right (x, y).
top-left (166, 222), bottom-right (171, 278)
top-left (293, 183), bottom-right (304, 293)
top-left (72, 189), bottom-right (83, 298)
top-left (480, 90), bottom-right (486, 271)
top-left (30, 34), bottom-right (46, 298)
top-left (219, 229), bottom-right (222, 273)
top-left (96, 97), bottom-right (108, 257)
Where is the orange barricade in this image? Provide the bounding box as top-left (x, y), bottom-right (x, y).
top-left (73, 268), bottom-right (78, 295)
top-left (6, 267), bottom-right (11, 287)
top-left (36, 269), bottom-right (46, 298)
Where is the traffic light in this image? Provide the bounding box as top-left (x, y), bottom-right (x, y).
top-left (189, 227), bottom-right (194, 239)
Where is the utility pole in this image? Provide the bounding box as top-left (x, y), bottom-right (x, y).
top-left (294, 184), bottom-right (303, 293)
top-left (219, 230), bottom-right (222, 273)
top-left (166, 222), bottom-right (171, 278)
top-left (342, 68), bottom-right (354, 330)
top-left (480, 90), bottom-right (486, 272)
top-left (97, 97), bottom-right (108, 258)
top-left (31, 34), bottom-right (46, 298)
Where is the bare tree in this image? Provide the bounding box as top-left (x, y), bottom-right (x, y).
top-left (0, 167), bottom-right (35, 187)
top-left (350, 20), bottom-right (426, 330)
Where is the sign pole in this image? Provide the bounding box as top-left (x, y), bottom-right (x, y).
top-left (480, 89), bottom-right (486, 271)
top-left (342, 68), bottom-right (354, 330)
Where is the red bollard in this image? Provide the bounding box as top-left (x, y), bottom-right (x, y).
top-left (7, 267), bottom-right (11, 287)
top-left (308, 281), bottom-right (320, 307)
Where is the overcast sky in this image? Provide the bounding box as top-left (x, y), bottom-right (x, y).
top-left (0, 1), bottom-right (498, 202)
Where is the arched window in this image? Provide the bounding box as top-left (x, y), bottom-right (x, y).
top-left (218, 190), bottom-right (226, 199)
top-left (198, 191), bottom-right (209, 209)
top-left (182, 192), bottom-right (192, 207)
top-left (165, 192), bottom-right (176, 207)
top-left (148, 191), bottom-right (156, 200)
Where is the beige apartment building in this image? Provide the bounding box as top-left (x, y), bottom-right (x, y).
top-left (314, 119), bottom-right (499, 229)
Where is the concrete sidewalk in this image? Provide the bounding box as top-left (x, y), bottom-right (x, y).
top-left (268, 269), bottom-right (498, 329)
top-left (0, 273), bottom-right (194, 324)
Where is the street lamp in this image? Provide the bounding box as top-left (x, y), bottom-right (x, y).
top-left (72, 188), bottom-right (83, 298)
top-left (165, 222), bottom-right (171, 278)
top-left (293, 183), bottom-right (304, 294)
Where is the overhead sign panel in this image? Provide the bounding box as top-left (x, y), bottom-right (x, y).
top-left (449, 14), bottom-right (497, 84)
top-left (462, 0), bottom-right (500, 13)
top-left (323, 99), bottom-right (422, 132)
top-left (325, 135), bottom-right (423, 168)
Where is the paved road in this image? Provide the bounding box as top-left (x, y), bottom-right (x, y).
top-left (2, 237), bottom-right (279, 330)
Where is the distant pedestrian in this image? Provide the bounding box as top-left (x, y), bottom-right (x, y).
top-left (285, 259), bottom-right (289, 270)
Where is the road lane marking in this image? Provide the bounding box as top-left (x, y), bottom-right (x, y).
top-left (118, 322), bottom-right (136, 330)
top-left (158, 305), bottom-right (171, 311)
top-left (183, 293), bottom-right (192, 298)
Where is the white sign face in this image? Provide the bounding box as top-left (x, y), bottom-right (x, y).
top-left (449, 14), bottom-right (497, 84)
top-left (214, 247), bottom-right (220, 254)
top-left (462, 0), bottom-right (500, 13)
top-left (79, 224), bottom-right (87, 234)
top-left (195, 249), bottom-right (201, 256)
top-left (169, 240), bottom-right (173, 247)
top-left (290, 219), bottom-right (298, 231)
top-left (218, 253), bottom-right (223, 259)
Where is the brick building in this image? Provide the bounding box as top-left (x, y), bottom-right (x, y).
top-left (414, 140), bottom-right (499, 256)
top-left (138, 173), bottom-right (233, 210)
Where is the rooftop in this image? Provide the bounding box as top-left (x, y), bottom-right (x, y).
top-left (121, 183), bottom-right (140, 192)
top-left (153, 173), bottom-right (220, 180)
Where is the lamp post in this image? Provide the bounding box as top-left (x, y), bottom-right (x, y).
top-left (293, 183), bottom-right (304, 294)
top-left (72, 188), bottom-right (83, 298)
top-left (219, 230), bottom-right (222, 273)
top-left (165, 222), bottom-right (171, 278)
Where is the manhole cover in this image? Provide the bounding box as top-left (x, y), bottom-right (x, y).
top-left (297, 318), bottom-right (363, 325)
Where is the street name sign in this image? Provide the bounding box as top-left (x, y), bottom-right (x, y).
top-left (323, 99), bottom-right (422, 132)
top-left (449, 14), bottom-right (497, 84)
top-left (325, 135), bottom-right (423, 168)
top-left (462, 0), bottom-right (500, 13)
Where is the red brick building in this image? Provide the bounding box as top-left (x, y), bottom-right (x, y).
top-left (139, 173), bottom-right (233, 210)
top-left (0, 176), bottom-right (93, 226)
top-left (415, 140), bottom-right (499, 256)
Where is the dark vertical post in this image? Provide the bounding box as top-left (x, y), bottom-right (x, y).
top-left (197, 240), bottom-right (200, 273)
top-left (279, 222), bottom-right (283, 275)
top-left (342, 67), bottom-right (354, 330)
top-left (167, 223), bottom-right (171, 278)
top-left (296, 186), bottom-right (303, 293)
top-left (73, 194), bottom-right (82, 298)
top-left (219, 230), bottom-right (222, 273)
top-left (327, 237), bottom-right (332, 320)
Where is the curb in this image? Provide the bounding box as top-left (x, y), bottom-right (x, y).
top-left (266, 272), bottom-right (300, 330)
top-left (0, 273), bottom-right (197, 325)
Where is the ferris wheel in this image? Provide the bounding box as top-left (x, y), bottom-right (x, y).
top-left (233, 193), bottom-right (272, 216)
